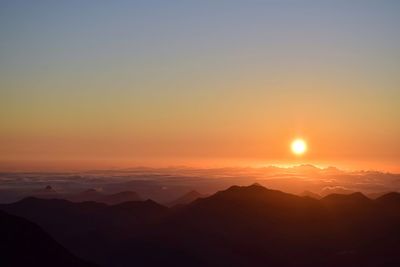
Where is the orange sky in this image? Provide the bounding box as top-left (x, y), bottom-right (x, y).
top-left (0, 1), bottom-right (399, 172)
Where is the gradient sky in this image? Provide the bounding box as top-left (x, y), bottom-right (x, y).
top-left (1, 0), bottom-right (399, 171)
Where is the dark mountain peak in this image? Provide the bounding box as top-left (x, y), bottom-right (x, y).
top-left (367, 191), bottom-right (391, 199)
top-left (168, 190), bottom-right (205, 207)
top-left (349, 192), bottom-right (370, 200)
top-left (200, 184), bottom-right (302, 208)
top-left (225, 184), bottom-right (269, 194)
top-left (45, 185), bottom-right (56, 191)
top-left (229, 183), bottom-right (264, 190)
top-left (376, 192), bottom-right (400, 203)
top-left (31, 185), bottom-right (58, 198)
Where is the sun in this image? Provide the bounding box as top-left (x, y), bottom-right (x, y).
top-left (291, 139), bottom-right (307, 155)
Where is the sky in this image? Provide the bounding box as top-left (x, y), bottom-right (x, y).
top-left (0, 0), bottom-right (399, 171)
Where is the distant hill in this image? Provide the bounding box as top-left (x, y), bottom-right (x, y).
top-left (30, 187), bottom-right (143, 205)
top-left (368, 191), bottom-right (393, 199)
top-left (68, 189), bottom-right (104, 202)
top-left (168, 190), bottom-right (206, 207)
top-left (69, 189), bottom-right (142, 204)
top-left (376, 192), bottom-right (400, 203)
top-left (0, 210), bottom-right (95, 267)
top-left (30, 185), bottom-right (59, 199)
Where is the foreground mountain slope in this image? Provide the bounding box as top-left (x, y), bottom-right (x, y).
top-left (0, 197), bottom-right (167, 265)
top-left (0, 210), bottom-right (95, 267)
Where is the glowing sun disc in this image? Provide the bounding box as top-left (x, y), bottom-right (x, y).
top-left (291, 139), bottom-right (307, 155)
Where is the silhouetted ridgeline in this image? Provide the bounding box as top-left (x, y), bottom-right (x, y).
top-left (1, 184), bottom-right (400, 267)
top-left (2, 166), bottom-right (399, 204)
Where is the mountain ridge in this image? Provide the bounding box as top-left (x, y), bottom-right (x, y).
top-left (2, 184), bottom-right (400, 266)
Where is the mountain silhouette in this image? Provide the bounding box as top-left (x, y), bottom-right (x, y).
top-left (367, 191), bottom-right (392, 199)
top-left (376, 192), bottom-right (400, 204)
top-left (375, 192), bottom-right (400, 214)
top-left (0, 210), bottom-right (95, 267)
top-left (38, 185), bottom-right (57, 193)
top-left (117, 185), bottom-right (400, 266)
top-left (2, 184), bottom-right (400, 267)
top-left (64, 189), bottom-right (142, 205)
top-left (31, 185), bottom-right (59, 199)
top-left (321, 192), bottom-right (371, 203)
top-left (168, 190), bottom-right (206, 207)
